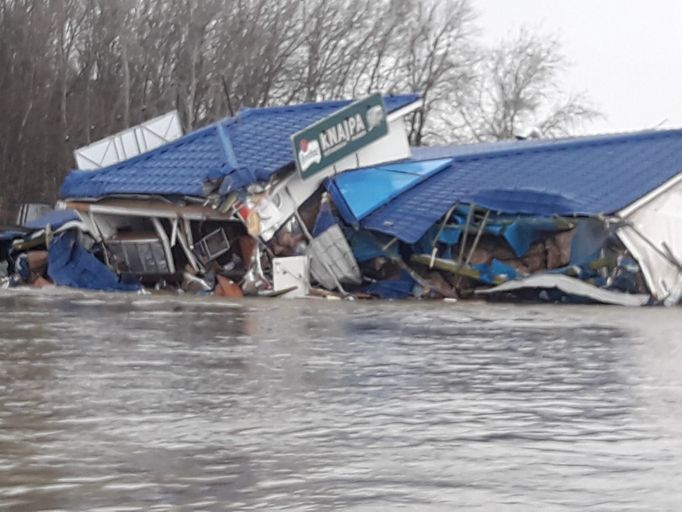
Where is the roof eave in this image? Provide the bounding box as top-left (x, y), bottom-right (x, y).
top-left (387, 98), bottom-right (423, 122)
top-left (618, 170), bottom-right (682, 218)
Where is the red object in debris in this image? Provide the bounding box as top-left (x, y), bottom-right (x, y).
top-left (236, 202), bottom-right (251, 221)
top-left (215, 275), bottom-right (243, 298)
top-left (239, 236), bottom-right (257, 264)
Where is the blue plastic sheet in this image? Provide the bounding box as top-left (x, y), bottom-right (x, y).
top-left (0, 230), bottom-right (25, 242)
top-left (312, 200), bottom-right (337, 237)
top-left (363, 272), bottom-right (415, 299)
top-left (326, 158), bottom-right (452, 224)
top-left (348, 231), bottom-right (399, 263)
top-left (570, 218), bottom-right (610, 266)
top-left (48, 231), bottom-right (141, 292)
top-left (438, 226), bottom-right (463, 246)
top-left (473, 259), bottom-right (518, 285)
top-left (503, 217), bottom-right (565, 257)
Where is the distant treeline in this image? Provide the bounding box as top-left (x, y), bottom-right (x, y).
top-left (0, 0), bottom-right (597, 222)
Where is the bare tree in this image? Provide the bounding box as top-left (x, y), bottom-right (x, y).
top-left (0, 0), bottom-right (599, 223)
top-left (395, 0), bottom-right (478, 146)
top-left (449, 28), bottom-right (600, 142)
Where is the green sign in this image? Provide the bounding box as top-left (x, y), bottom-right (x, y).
top-left (291, 93), bottom-right (389, 179)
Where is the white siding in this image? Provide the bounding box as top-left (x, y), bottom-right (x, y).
top-left (262, 116), bottom-right (412, 240)
top-left (618, 176), bottom-right (682, 302)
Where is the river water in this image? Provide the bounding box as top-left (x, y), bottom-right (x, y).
top-left (0, 289), bottom-right (681, 511)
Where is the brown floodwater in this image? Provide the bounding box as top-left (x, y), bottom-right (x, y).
top-left (1, 288), bottom-right (681, 511)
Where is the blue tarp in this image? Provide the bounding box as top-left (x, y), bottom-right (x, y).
top-left (325, 158), bottom-right (452, 224)
top-left (348, 230), bottom-right (400, 263)
top-left (0, 230), bottom-right (25, 242)
top-left (473, 259), bottom-right (518, 285)
top-left (569, 218), bottom-right (611, 266)
top-left (502, 216), bottom-right (568, 257)
top-left (312, 199), bottom-right (337, 237)
top-left (363, 272), bottom-right (415, 299)
top-left (411, 205), bottom-right (568, 258)
top-left (48, 231), bottom-right (141, 292)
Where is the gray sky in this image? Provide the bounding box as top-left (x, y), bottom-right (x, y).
top-left (477, 0), bottom-right (682, 134)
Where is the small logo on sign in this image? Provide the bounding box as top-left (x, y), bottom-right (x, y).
top-left (366, 105), bottom-right (385, 131)
top-left (298, 138), bottom-right (322, 172)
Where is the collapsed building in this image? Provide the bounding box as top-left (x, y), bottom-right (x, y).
top-left (1, 93), bottom-right (682, 306)
top-left (325, 133), bottom-right (682, 305)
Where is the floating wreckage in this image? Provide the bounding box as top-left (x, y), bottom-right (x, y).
top-left (2, 94), bottom-right (682, 306)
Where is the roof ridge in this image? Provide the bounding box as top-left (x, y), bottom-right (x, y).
top-left (420, 127), bottom-right (682, 152)
top-left (236, 93), bottom-right (420, 120)
top-left (216, 122), bottom-right (239, 169)
top-left (446, 128), bottom-right (682, 164)
top-left (238, 99), bottom-right (353, 119)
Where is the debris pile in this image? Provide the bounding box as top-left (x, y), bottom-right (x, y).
top-left (2, 94), bottom-right (682, 306)
top-left (0, 193), bottom-right (661, 307)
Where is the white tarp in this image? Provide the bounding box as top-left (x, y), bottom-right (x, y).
top-left (307, 224), bottom-right (362, 290)
top-left (617, 175), bottom-right (682, 304)
top-left (74, 111), bottom-right (183, 170)
top-left (476, 274), bottom-right (650, 306)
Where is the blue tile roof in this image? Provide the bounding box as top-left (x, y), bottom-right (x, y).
top-left (60, 94), bottom-right (420, 200)
top-left (410, 137), bottom-right (572, 160)
top-left (362, 129), bottom-right (682, 243)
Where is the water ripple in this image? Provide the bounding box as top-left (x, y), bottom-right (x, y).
top-left (1, 291), bottom-right (681, 510)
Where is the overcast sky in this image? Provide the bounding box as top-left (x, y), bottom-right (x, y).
top-left (477, 0), bottom-right (682, 134)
